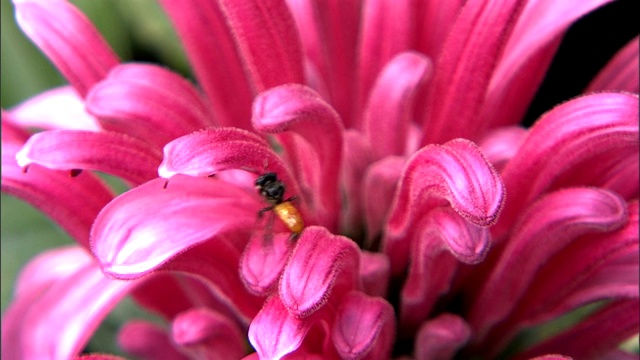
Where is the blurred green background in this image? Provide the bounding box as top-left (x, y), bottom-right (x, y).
top-left (1, 0), bottom-right (638, 357)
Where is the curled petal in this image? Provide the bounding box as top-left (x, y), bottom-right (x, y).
top-left (86, 64), bottom-right (212, 148)
top-left (383, 138), bottom-right (504, 274)
top-left (587, 36), bottom-right (639, 93)
top-left (13, 0), bottom-right (119, 97)
top-left (1, 250), bottom-right (139, 360)
top-left (470, 188), bottom-right (628, 337)
top-left (240, 232), bottom-right (293, 295)
top-left (172, 308), bottom-right (245, 360)
top-left (118, 320), bottom-right (186, 360)
top-left (478, 126), bottom-right (528, 172)
top-left (332, 292), bottom-right (395, 360)
top-left (2, 142), bottom-right (113, 248)
top-left (363, 52), bottom-right (432, 159)
top-left (359, 251), bottom-right (390, 298)
top-left (8, 86), bottom-right (100, 131)
top-left (415, 314), bottom-right (471, 360)
top-left (16, 130), bottom-right (162, 185)
top-left (280, 226), bottom-right (360, 318)
top-left (420, 0), bottom-right (525, 144)
top-left (248, 296), bottom-right (314, 360)
top-left (91, 175), bottom-right (261, 277)
top-left (401, 207), bottom-right (489, 333)
top-left (497, 93), bottom-right (639, 238)
top-left (253, 84), bottom-right (344, 230)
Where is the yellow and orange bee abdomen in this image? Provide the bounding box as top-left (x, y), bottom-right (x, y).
top-left (273, 201), bottom-right (304, 235)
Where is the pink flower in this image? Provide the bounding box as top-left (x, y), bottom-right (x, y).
top-left (2, 0), bottom-right (638, 359)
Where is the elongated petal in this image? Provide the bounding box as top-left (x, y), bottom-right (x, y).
top-left (86, 64), bottom-right (212, 149)
top-left (356, 0), bottom-right (415, 117)
top-left (517, 299), bottom-right (640, 360)
top-left (401, 207), bottom-right (489, 333)
top-left (16, 130), bottom-right (162, 185)
top-left (2, 113), bottom-right (31, 144)
top-left (420, 0), bottom-right (525, 144)
top-left (332, 292), bottom-right (395, 360)
top-left (13, 0), bottom-right (119, 97)
top-left (496, 93), bottom-right (639, 238)
top-left (172, 308), bottom-right (245, 360)
top-left (118, 320), bottom-right (187, 360)
top-left (415, 314), bottom-right (471, 360)
top-left (91, 175), bottom-right (261, 277)
top-left (342, 129), bottom-right (374, 234)
top-left (415, 0), bottom-right (465, 58)
top-left (587, 36), bottom-right (639, 93)
top-left (240, 232), bottom-right (293, 295)
top-left (1, 250), bottom-right (139, 360)
top-left (481, 0), bottom-right (616, 128)
top-left (2, 142), bottom-right (113, 248)
top-left (286, 0), bottom-right (361, 126)
top-left (362, 156), bottom-right (404, 245)
top-left (469, 188), bottom-right (628, 337)
top-left (359, 251), bottom-right (390, 298)
top-left (253, 84), bottom-right (343, 230)
top-left (478, 126), bottom-right (528, 172)
top-left (248, 296), bottom-right (314, 360)
top-left (280, 226), bottom-right (360, 318)
top-left (383, 139), bottom-right (504, 274)
top-left (363, 52), bottom-right (431, 159)
top-left (8, 86), bottom-right (101, 131)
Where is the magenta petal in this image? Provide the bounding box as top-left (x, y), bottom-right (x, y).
top-left (2, 142), bottom-right (113, 248)
top-left (172, 308), bottom-right (245, 359)
top-left (1, 250), bottom-right (139, 360)
top-left (252, 84), bottom-right (344, 230)
top-left (248, 296), bottom-right (314, 360)
top-left (332, 292), bottom-right (395, 360)
top-left (75, 355), bottom-right (128, 360)
top-left (2, 113), bottom-right (31, 144)
top-left (478, 126), bottom-right (528, 172)
top-left (359, 251), bottom-right (391, 298)
top-left (420, 0), bottom-right (524, 144)
top-left (415, 313), bottom-right (471, 360)
top-left (91, 175), bottom-right (261, 277)
top-left (13, 0), bottom-right (119, 97)
top-left (401, 207), bottom-right (489, 333)
top-left (383, 138), bottom-right (504, 274)
top-left (415, 0), bottom-right (465, 58)
top-left (86, 64), bottom-right (212, 149)
top-left (17, 130), bottom-right (162, 185)
top-left (118, 320), bottom-right (187, 360)
top-left (356, 0), bottom-right (416, 116)
top-left (8, 86), bottom-right (101, 131)
top-left (587, 36), bottom-right (639, 93)
top-left (497, 93), bottom-right (639, 237)
top-left (363, 52), bottom-right (432, 159)
top-left (341, 129), bottom-right (375, 233)
top-left (470, 188), bottom-right (628, 337)
top-left (240, 232), bottom-right (293, 295)
top-left (517, 299), bottom-right (640, 360)
top-left (363, 156), bottom-right (405, 245)
top-left (280, 226), bottom-right (360, 318)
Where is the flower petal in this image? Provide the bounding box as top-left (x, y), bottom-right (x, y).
top-left (478, 126), bottom-right (528, 172)
top-left (356, 0), bottom-right (416, 117)
top-left (342, 129), bottom-right (375, 235)
top-left (332, 291), bottom-right (395, 360)
top-left (86, 64), bottom-right (212, 149)
top-left (8, 86), bottom-right (101, 131)
top-left (469, 188), bottom-right (628, 337)
top-left (13, 0), bottom-right (119, 97)
top-left (16, 130), bottom-right (162, 185)
top-left (240, 232), bottom-right (293, 295)
top-left (359, 251), bottom-right (390, 298)
top-left (118, 320), bottom-right (187, 360)
top-left (496, 93), bottom-right (639, 238)
top-left (383, 138), bottom-right (504, 274)
top-left (586, 36), bottom-right (639, 93)
top-left (91, 175), bottom-right (261, 277)
top-left (2, 141), bottom-right (113, 248)
top-left (415, 314), bottom-right (471, 360)
top-left (280, 226), bottom-right (360, 318)
top-left (1, 249), bottom-right (139, 360)
top-left (420, 0), bottom-right (525, 144)
top-left (252, 84), bottom-right (344, 231)
top-left (363, 52), bottom-right (432, 159)
top-left (481, 0), bottom-right (616, 128)
top-left (172, 308), bottom-right (245, 360)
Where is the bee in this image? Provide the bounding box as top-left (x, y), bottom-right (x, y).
top-left (255, 172), bottom-right (304, 238)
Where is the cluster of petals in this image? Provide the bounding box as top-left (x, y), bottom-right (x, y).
top-left (1, 0), bottom-right (638, 359)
